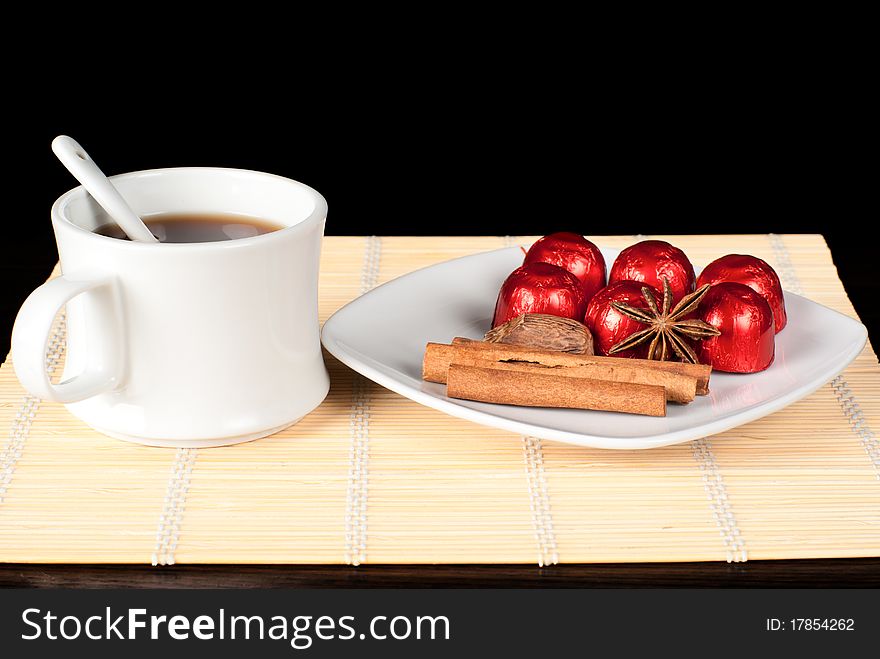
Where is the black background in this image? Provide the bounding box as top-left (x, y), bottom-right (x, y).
top-left (3, 77), bottom-right (875, 359)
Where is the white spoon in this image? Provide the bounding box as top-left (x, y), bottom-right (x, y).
top-left (51, 135), bottom-right (158, 243)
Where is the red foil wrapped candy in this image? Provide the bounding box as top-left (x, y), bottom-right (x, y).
top-left (584, 280), bottom-right (660, 357)
top-left (696, 253), bottom-right (787, 333)
top-left (523, 232), bottom-right (607, 305)
top-left (697, 282), bottom-right (775, 373)
top-left (609, 240), bottom-right (696, 307)
top-left (492, 262), bottom-right (587, 328)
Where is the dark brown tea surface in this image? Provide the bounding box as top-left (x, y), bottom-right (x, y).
top-left (94, 213), bottom-right (284, 243)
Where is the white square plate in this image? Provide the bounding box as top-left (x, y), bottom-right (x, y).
top-left (321, 247), bottom-right (868, 449)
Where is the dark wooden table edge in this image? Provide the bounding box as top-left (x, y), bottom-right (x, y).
top-left (2, 559), bottom-right (879, 588)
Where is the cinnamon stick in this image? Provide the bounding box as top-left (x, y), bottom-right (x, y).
top-left (447, 364), bottom-right (667, 417)
top-left (434, 356), bottom-right (696, 403)
top-left (434, 339), bottom-right (711, 395)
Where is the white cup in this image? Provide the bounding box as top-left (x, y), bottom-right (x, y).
top-left (11, 167), bottom-right (330, 447)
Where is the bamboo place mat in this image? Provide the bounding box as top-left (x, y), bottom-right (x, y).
top-left (1, 235), bottom-right (878, 566)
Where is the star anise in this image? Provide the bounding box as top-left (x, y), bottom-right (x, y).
top-left (608, 278), bottom-right (721, 364)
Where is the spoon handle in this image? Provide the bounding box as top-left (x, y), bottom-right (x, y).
top-left (51, 136), bottom-right (158, 243)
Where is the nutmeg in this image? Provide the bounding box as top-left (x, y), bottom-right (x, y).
top-left (484, 313), bottom-right (594, 354)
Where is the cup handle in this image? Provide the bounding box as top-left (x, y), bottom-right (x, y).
top-left (11, 273), bottom-right (124, 403)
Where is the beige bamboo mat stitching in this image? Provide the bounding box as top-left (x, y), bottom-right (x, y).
top-left (345, 236), bottom-right (382, 565)
top-left (769, 233), bottom-right (880, 481)
top-left (152, 448), bottom-right (197, 566)
top-left (0, 313), bottom-right (66, 504)
top-left (522, 436), bottom-right (558, 566)
top-left (832, 378), bottom-right (880, 480)
top-left (691, 438), bottom-right (747, 562)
